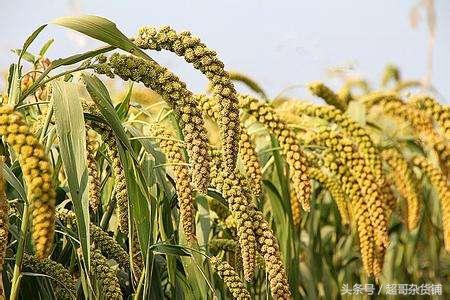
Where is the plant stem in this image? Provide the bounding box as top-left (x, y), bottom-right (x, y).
top-left (9, 204), bottom-right (29, 300)
top-left (133, 263), bottom-right (146, 300)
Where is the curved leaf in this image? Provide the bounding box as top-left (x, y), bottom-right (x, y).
top-left (52, 15), bottom-right (152, 61)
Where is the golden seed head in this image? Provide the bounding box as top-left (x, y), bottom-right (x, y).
top-left (90, 224), bottom-right (130, 271)
top-left (96, 53), bottom-right (211, 193)
top-left (240, 95), bottom-right (311, 212)
top-left (308, 81), bottom-right (346, 111)
top-left (411, 155), bottom-right (450, 251)
top-left (309, 168), bottom-right (349, 225)
top-left (382, 149), bottom-right (420, 230)
top-left (85, 126), bottom-right (102, 213)
top-left (0, 105), bottom-right (55, 259)
top-left (90, 248), bottom-right (123, 299)
top-left (22, 254), bottom-right (77, 299)
top-left (148, 123), bottom-right (197, 242)
top-left (134, 26), bottom-right (240, 172)
top-left (210, 256), bottom-right (251, 300)
top-left (90, 125), bottom-right (129, 235)
top-left (409, 95), bottom-right (450, 139)
top-left (210, 152), bottom-right (256, 281)
top-left (310, 128), bottom-right (389, 251)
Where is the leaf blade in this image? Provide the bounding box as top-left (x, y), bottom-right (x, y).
top-left (51, 81), bottom-right (91, 273)
top-left (52, 15), bottom-right (151, 60)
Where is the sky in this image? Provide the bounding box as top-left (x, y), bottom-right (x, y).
top-left (0, 0), bottom-right (449, 102)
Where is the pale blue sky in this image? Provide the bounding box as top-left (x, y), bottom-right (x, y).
top-left (0, 0), bottom-right (449, 102)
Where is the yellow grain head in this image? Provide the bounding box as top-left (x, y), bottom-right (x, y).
top-left (410, 95), bottom-right (450, 139)
top-left (434, 141), bottom-right (450, 178)
top-left (210, 256), bottom-right (251, 300)
top-left (90, 224), bottom-right (130, 271)
top-left (238, 130), bottom-right (263, 198)
top-left (309, 167), bottom-right (349, 225)
top-left (411, 155), bottom-right (450, 251)
top-left (310, 128), bottom-right (389, 251)
top-left (292, 102), bottom-right (383, 182)
top-left (96, 53), bottom-right (211, 193)
top-left (0, 105), bottom-right (55, 259)
top-left (382, 149), bottom-right (421, 230)
top-left (307, 81), bottom-right (347, 111)
top-left (290, 185), bottom-right (302, 226)
top-left (135, 26), bottom-right (240, 172)
top-left (22, 254), bottom-right (77, 299)
top-left (196, 94), bottom-right (264, 198)
top-left (209, 151), bottom-right (256, 282)
top-left (90, 248), bottom-right (122, 299)
top-left (103, 129), bottom-right (129, 235)
top-left (381, 64), bottom-right (401, 87)
top-left (239, 95), bottom-right (311, 211)
top-left (353, 200), bottom-right (375, 277)
top-left (320, 149), bottom-right (376, 276)
top-left (86, 126), bottom-right (101, 212)
top-left (147, 123), bottom-right (197, 242)
top-left (252, 208), bottom-right (292, 298)
top-left (213, 174), bottom-right (256, 281)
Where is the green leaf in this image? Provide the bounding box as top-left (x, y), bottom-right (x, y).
top-left (18, 45), bottom-right (115, 104)
top-left (11, 49), bottom-right (35, 64)
top-left (2, 164), bottom-right (26, 202)
top-left (6, 64), bottom-right (15, 95)
top-left (195, 195), bottom-right (211, 247)
top-left (8, 63), bottom-right (21, 105)
top-left (270, 136), bottom-right (289, 201)
top-left (20, 24), bottom-right (47, 63)
top-left (150, 244), bottom-right (191, 257)
top-left (126, 127), bottom-right (172, 193)
top-left (51, 81), bottom-right (90, 273)
top-left (52, 15), bottom-right (151, 60)
top-left (39, 38), bottom-right (54, 57)
top-left (52, 45), bottom-right (114, 68)
top-left (116, 142), bottom-right (152, 257)
top-left (115, 82), bottom-right (133, 121)
top-left (82, 73), bottom-right (133, 152)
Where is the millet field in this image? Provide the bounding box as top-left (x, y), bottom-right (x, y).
top-left (0, 9), bottom-right (449, 300)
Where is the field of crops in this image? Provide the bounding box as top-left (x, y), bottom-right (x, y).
top-left (0, 15), bottom-right (449, 299)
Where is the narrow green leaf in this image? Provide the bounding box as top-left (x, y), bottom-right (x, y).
top-left (115, 82), bottom-right (133, 121)
top-left (127, 126), bottom-right (172, 193)
top-left (52, 45), bottom-right (114, 68)
top-left (11, 49), bottom-right (35, 64)
top-left (196, 195), bottom-right (211, 247)
top-left (6, 64), bottom-right (15, 95)
top-left (81, 73), bottom-right (132, 152)
top-left (116, 143), bottom-right (152, 257)
top-left (51, 81), bottom-right (90, 272)
top-left (20, 24), bottom-right (47, 63)
top-left (270, 136), bottom-right (289, 201)
top-left (2, 164), bottom-right (27, 202)
top-left (39, 38), bottom-right (54, 57)
top-left (52, 15), bottom-right (151, 60)
top-left (8, 63), bottom-right (21, 105)
top-left (150, 244), bottom-right (191, 257)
